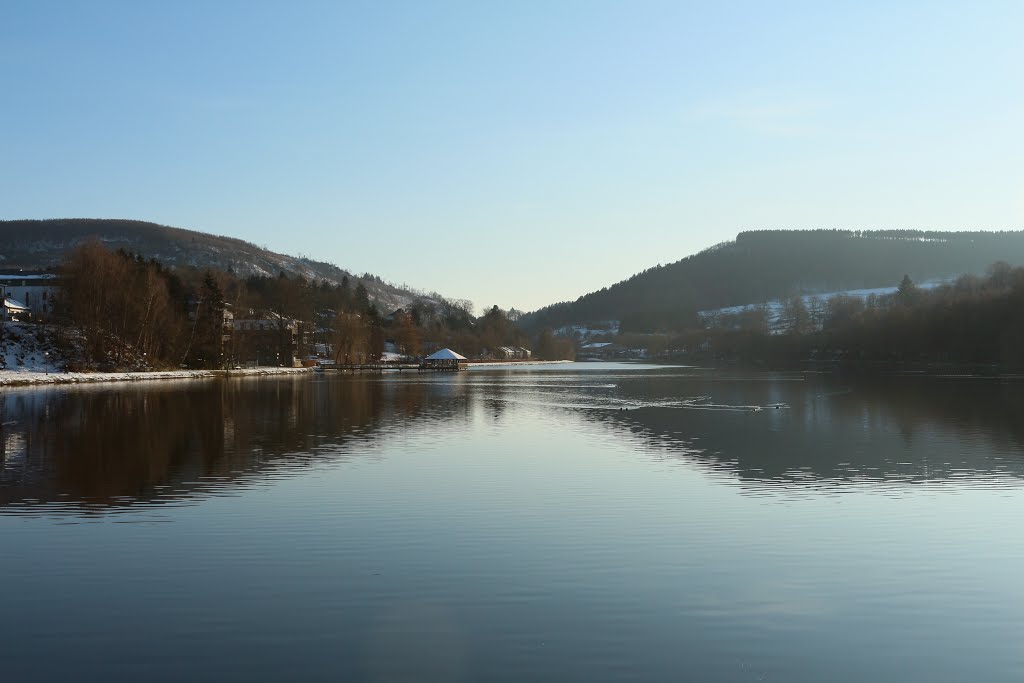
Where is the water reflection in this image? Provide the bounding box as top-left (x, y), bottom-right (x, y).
top-left (0, 375), bottom-right (456, 513)
top-left (3, 369), bottom-right (1024, 515)
top-left (4, 366), bottom-right (1024, 683)
top-left (592, 372), bottom-right (1024, 489)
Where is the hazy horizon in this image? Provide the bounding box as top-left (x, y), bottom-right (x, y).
top-left (3, 1), bottom-right (1021, 312)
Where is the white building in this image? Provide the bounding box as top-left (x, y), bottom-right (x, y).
top-left (0, 273), bottom-right (59, 319)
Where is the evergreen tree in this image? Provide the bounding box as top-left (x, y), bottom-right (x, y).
top-left (897, 274), bottom-right (918, 306)
top-left (354, 281), bottom-right (371, 313)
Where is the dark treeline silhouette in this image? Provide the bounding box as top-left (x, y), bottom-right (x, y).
top-left (694, 262), bottom-right (1024, 368)
top-left (52, 241), bottom-right (547, 369)
top-left (524, 229), bottom-right (1024, 332)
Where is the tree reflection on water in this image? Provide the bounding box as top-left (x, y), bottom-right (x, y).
top-left (3, 370), bottom-right (1024, 512)
top-left (0, 375), bottom-right (443, 511)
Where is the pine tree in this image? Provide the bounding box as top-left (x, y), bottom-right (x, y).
top-left (354, 281), bottom-right (370, 314)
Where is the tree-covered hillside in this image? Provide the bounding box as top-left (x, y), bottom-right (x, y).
top-left (0, 218), bottom-right (425, 312)
top-left (523, 230), bottom-right (1024, 332)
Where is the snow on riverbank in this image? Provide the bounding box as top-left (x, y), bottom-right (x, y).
top-left (0, 362), bottom-right (580, 386)
top-left (0, 322), bottom-right (319, 387)
top-left (0, 324), bottom-right (64, 373)
top-left (0, 366), bottom-right (313, 387)
top-left (0, 321), bottom-right (574, 387)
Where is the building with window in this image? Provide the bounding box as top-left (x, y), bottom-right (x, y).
top-left (0, 272), bottom-right (59, 319)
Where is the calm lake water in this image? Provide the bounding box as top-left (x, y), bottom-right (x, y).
top-left (2, 363), bottom-right (1024, 682)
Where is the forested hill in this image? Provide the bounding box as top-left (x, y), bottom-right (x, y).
top-left (523, 230), bottom-right (1024, 332)
top-left (0, 218), bottom-right (426, 310)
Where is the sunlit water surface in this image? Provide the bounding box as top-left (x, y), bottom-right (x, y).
top-left (2, 363), bottom-right (1024, 682)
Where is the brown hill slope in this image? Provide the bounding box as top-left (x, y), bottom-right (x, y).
top-left (0, 218), bottom-right (430, 311)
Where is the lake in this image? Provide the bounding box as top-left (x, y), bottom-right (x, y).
top-left (2, 363), bottom-right (1023, 682)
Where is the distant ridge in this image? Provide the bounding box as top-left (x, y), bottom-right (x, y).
top-left (524, 229), bottom-right (1024, 332)
top-left (0, 218), bottom-right (429, 310)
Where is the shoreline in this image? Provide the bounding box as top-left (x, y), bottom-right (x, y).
top-left (466, 360), bottom-right (574, 368)
top-left (0, 360), bottom-right (578, 387)
top-left (0, 366), bottom-right (314, 387)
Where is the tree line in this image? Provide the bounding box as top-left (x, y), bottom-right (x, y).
top-left (50, 241), bottom-right (570, 370)
top-left (688, 263), bottom-right (1024, 368)
top-left (524, 229), bottom-right (1024, 333)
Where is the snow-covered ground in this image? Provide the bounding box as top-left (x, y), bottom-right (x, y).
top-left (0, 366), bottom-right (313, 387)
top-left (0, 322), bottom-right (315, 386)
top-left (699, 279), bottom-right (949, 332)
top-left (555, 321), bottom-right (620, 340)
top-left (0, 323), bottom-right (64, 373)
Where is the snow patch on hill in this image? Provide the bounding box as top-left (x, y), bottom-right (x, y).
top-left (555, 321), bottom-right (620, 340)
top-left (699, 279), bottom-right (949, 333)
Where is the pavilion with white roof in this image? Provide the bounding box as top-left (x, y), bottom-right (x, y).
top-left (421, 348), bottom-right (467, 371)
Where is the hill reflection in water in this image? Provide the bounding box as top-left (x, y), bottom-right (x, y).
top-left (4, 365), bottom-right (1024, 683)
top-left (2, 369), bottom-right (1023, 514)
top-left (586, 372), bottom-right (1024, 490)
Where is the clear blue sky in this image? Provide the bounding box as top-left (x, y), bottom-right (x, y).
top-left (2, 1), bottom-right (1021, 312)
